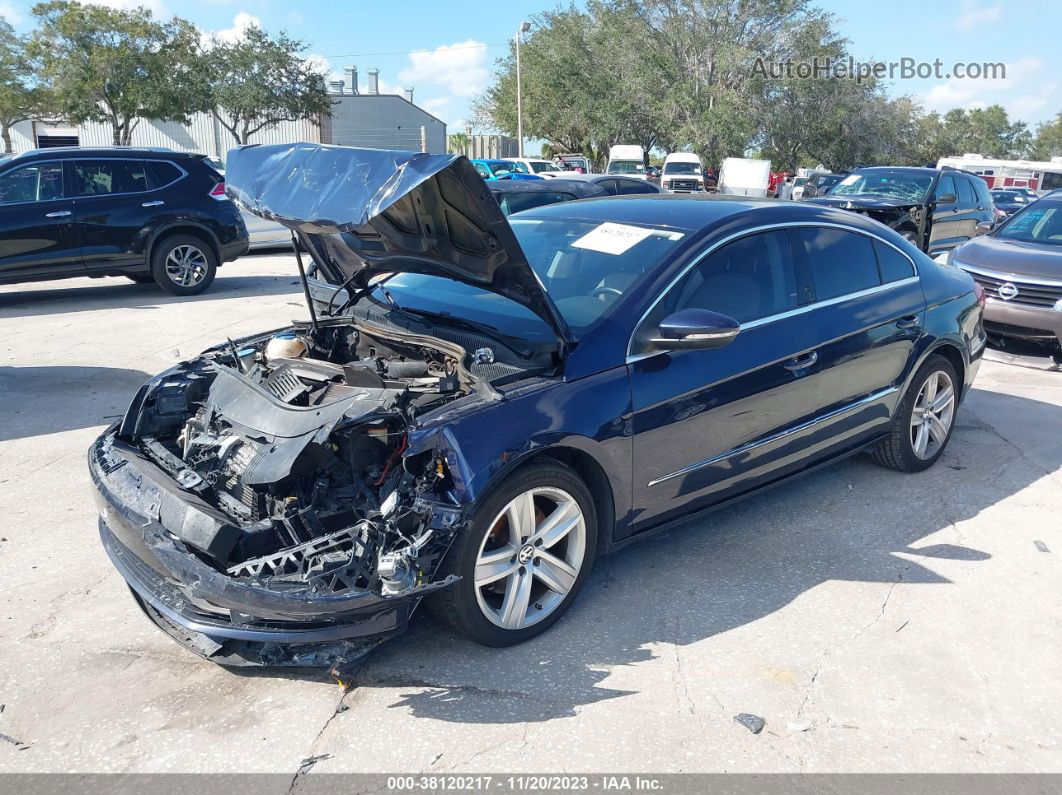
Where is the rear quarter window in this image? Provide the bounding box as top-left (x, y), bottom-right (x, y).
top-left (144, 160), bottom-right (183, 188)
top-left (873, 240), bottom-right (915, 283)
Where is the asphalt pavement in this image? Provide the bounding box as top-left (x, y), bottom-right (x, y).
top-left (1, 254), bottom-right (1059, 774)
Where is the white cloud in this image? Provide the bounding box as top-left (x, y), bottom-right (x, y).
top-left (920, 57), bottom-right (1060, 121)
top-left (0, 1), bottom-right (25, 25)
top-left (955, 1), bottom-right (1002, 31)
top-left (201, 11), bottom-right (261, 46)
top-left (398, 40), bottom-right (489, 99)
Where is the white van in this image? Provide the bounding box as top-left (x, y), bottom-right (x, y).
top-left (606, 145), bottom-right (646, 179)
top-left (660, 152), bottom-right (705, 193)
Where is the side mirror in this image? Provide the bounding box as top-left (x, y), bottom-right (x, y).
top-left (975, 220), bottom-right (994, 236)
top-left (651, 308), bottom-right (740, 351)
top-left (935, 193), bottom-right (957, 204)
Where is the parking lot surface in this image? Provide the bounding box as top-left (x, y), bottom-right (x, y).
top-left (1, 254), bottom-right (1060, 774)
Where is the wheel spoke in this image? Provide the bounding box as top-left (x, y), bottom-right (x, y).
top-left (475, 545), bottom-right (517, 587)
top-left (533, 549), bottom-right (578, 595)
top-left (931, 386), bottom-right (954, 413)
top-left (927, 413), bottom-right (949, 446)
top-left (506, 491), bottom-right (536, 545)
top-left (499, 568), bottom-right (533, 629)
top-left (914, 422), bottom-right (930, 456)
top-left (531, 499), bottom-right (580, 549)
top-left (924, 372), bottom-right (938, 403)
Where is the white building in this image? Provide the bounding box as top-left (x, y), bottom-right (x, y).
top-left (8, 66), bottom-right (446, 159)
top-left (936, 153), bottom-right (1062, 193)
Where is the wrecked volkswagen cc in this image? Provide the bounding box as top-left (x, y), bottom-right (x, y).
top-left (90, 144), bottom-right (985, 666)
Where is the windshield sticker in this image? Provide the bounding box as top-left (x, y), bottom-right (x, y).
top-left (572, 222), bottom-right (655, 255)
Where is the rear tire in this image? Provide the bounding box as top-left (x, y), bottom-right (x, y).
top-left (871, 355), bottom-right (959, 472)
top-left (150, 235), bottom-right (217, 296)
top-left (427, 459), bottom-right (598, 647)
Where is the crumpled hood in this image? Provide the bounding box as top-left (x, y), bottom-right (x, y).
top-left (225, 143), bottom-right (574, 348)
top-left (807, 196), bottom-right (920, 212)
top-left (953, 234), bottom-right (1062, 280)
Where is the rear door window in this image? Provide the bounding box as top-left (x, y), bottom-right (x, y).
top-left (794, 227), bottom-right (881, 301)
top-left (956, 176), bottom-right (975, 205)
top-left (72, 160), bottom-right (150, 196)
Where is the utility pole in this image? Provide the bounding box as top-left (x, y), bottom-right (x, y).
top-left (515, 20), bottom-right (530, 158)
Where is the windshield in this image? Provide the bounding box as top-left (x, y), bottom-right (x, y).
top-left (488, 161), bottom-right (521, 177)
top-left (663, 162), bottom-right (701, 175)
top-left (530, 162), bottom-right (560, 173)
top-left (831, 171), bottom-right (933, 201)
top-left (607, 160), bottom-right (645, 175)
top-left (993, 201), bottom-right (1062, 246)
top-left (369, 218), bottom-right (688, 339)
top-left (992, 191), bottom-right (1026, 203)
top-left (793, 177), bottom-right (807, 187)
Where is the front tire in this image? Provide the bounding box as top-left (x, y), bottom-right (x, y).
top-left (428, 459), bottom-right (598, 646)
top-left (871, 355), bottom-right (959, 472)
top-left (151, 235), bottom-right (217, 296)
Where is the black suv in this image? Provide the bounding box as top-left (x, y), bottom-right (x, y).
top-left (0, 148), bottom-right (248, 295)
top-left (806, 167), bottom-right (995, 255)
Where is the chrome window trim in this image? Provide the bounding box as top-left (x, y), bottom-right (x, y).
top-left (70, 157), bottom-right (188, 199)
top-left (625, 221), bottom-right (920, 362)
top-left (955, 261), bottom-right (1062, 289)
top-left (0, 159), bottom-right (66, 206)
top-left (646, 385), bottom-right (900, 487)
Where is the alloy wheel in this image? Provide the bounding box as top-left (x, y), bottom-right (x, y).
top-left (164, 245), bottom-right (209, 287)
top-left (910, 369), bottom-right (956, 459)
top-left (474, 486), bottom-right (587, 630)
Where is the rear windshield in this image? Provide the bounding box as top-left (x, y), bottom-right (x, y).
top-left (494, 191), bottom-right (578, 215)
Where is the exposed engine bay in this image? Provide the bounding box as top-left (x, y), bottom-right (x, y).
top-left (114, 317), bottom-right (506, 602)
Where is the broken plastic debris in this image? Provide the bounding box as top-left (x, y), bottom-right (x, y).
top-left (734, 713), bottom-right (765, 734)
top-left (787, 720), bottom-right (813, 732)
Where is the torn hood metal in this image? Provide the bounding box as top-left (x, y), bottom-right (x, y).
top-left (225, 143), bottom-right (575, 349)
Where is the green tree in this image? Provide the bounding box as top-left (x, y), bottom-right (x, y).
top-left (448, 131), bottom-right (470, 155)
top-left (1028, 112), bottom-right (1062, 160)
top-left (29, 1), bottom-right (206, 146)
top-left (204, 25), bottom-right (332, 146)
top-left (0, 18), bottom-right (50, 153)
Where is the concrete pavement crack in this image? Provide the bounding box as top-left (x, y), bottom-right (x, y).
top-left (286, 685), bottom-right (352, 793)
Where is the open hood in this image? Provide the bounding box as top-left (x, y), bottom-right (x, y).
top-left (225, 143), bottom-right (575, 349)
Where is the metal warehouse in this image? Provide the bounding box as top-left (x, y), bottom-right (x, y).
top-left (7, 65), bottom-right (447, 159)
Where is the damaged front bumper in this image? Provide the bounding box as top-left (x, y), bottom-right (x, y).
top-left (90, 430), bottom-right (459, 666)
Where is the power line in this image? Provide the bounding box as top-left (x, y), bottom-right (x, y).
top-left (316, 41), bottom-right (508, 60)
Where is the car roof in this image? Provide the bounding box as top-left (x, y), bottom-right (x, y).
top-left (516, 193), bottom-right (911, 236)
top-left (475, 159), bottom-right (515, 166)
top-left (11, 147), bottom-right (206, 161)
top-left (487, 178), bottom-right (604, 197)
top-left (852, 166), bottom-right (939, 176)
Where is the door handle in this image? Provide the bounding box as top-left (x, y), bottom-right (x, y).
top-left (45, 210), bottom-right (71, 218)
top-left (783, 351), bottom-right (818, 371)
top-left (896, 315), bottom-right (920, 329)
top-left (141, 200), bottom-right (165, 207)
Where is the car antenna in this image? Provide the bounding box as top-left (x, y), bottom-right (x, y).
top-left (291, 230), bottom-right (320, 334)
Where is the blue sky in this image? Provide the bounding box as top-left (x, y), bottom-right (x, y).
top-left (2, 0), bottom-right (1059, 136)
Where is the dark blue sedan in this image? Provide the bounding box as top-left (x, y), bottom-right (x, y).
top-left (90, 145), bottom-right (986, 664)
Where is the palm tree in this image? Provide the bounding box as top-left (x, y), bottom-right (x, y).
top-left (448, 132), bottom-right (470, 156)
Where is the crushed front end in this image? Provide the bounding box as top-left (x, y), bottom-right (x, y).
top-left (90, 319), bottom-right (474, 666)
